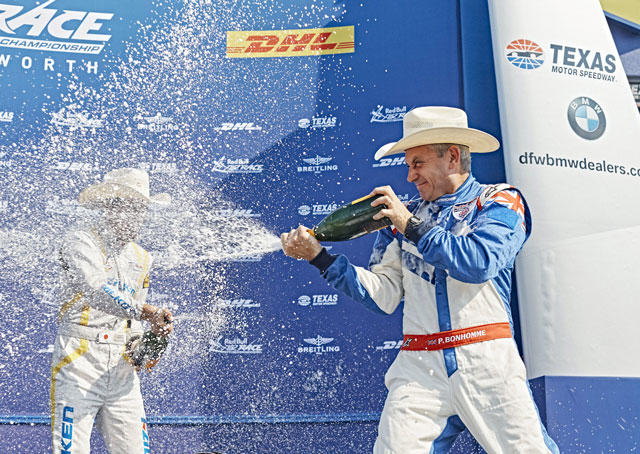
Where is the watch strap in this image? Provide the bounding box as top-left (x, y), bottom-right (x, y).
top-left (404, 216), bottom-right (431, 244)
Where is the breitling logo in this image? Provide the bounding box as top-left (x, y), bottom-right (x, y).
top-left (297, 155), bottom-right (338, 174)
top-left (297, 335), bottom-right (340, 354)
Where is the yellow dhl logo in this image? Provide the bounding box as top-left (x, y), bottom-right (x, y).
top-left (226, 26), bottom-right (354, 58)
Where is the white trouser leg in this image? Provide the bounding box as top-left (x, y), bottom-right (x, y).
top-left (51, 336), bottom-right (104, 454)
top-left (373, 377), bottom-right (456, 454)
top-left (95, 348), bottom-right (148, 454)
top-left (452, 339), bottom-right (558, 454)
top-left (51, 396), bottom-right (99, 454)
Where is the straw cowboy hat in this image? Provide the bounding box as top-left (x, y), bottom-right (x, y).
top-left (78, 168), bottom-right (171, 205)
top-left (374, 106), bottom-right (500, 160)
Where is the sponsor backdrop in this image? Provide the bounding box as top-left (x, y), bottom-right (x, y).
top-left (0, 1), bottom-right (487, 453)
top-left (0, 0), bottom-right (638, 452)
top-left (488, 0), bottom-right (640, 452)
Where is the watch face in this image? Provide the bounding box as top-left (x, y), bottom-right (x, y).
top-left (409, 216), bottom-right (421, 227)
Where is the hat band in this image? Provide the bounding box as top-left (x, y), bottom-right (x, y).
top-left (403, 123), bottom-right (469, 138)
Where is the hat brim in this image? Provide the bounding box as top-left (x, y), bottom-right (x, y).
top-left (374, 127), bottom-right (500, 161)
top-left (78, 183), bottom-right (171, 205)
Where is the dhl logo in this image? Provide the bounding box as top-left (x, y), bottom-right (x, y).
top-left (226, 26), bottom-right (354, 58)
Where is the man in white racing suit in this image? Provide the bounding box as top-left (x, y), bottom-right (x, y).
top-left (51, 168), bottom-right (174, 454)
top-left (281, 107), bottom-right (559, 453)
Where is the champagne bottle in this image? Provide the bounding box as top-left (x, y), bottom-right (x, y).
top-left (127, 330), bottom-right (169, 369)
top-left (310, 193), bottom-right (392, 242)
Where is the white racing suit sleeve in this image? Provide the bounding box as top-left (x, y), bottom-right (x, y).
top-left (322, 227), bottom-right (404, 315)
top-left (60, 231), bottom-right (144, 320)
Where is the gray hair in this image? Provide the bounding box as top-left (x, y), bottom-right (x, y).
top-left (430, 143), bottom-right (471, 173)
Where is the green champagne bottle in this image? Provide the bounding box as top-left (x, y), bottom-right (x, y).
top-left (310, 193), bottom-right (392, 242)
top-left (127, 330), bottom-right (169, 368)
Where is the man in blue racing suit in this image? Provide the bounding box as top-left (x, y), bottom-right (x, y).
top-left (281, 107), bottom-right (559, 453)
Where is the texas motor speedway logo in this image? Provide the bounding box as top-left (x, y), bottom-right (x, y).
top-left (296, 294), bottom-right (338, 307)
top-left (298, 115), bottom-right (337, 129)
top-left (298, 202), bottom-right (338, 216)
top-left (505, 38), bottom-right (618, 83)
top-left (505, 39), bottom-right (544, 70)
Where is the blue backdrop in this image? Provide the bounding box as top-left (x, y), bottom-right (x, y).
top-left (1, 0), bottom-right (638, 453)
top-left (0, 1), bottom-right (512, 453)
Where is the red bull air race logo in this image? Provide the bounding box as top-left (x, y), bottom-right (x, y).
top-left (0, 0), bottom-right (113, 74)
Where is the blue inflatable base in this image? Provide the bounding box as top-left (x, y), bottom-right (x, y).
top-left (531, 375), bottom-right (640, 453)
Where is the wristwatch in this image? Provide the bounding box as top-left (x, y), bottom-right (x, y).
top-left (404, 215), bottom-right (425, 244)
top-left (405, 215), bottom-right (423, 230)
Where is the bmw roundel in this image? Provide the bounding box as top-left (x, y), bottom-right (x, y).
top-left (505, 39), bottom-right (544, 70)
top-left (567, 97), bottom-right (606, 140)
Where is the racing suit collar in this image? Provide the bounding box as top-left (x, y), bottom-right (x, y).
top-left (432, 174), bottom-right (477, 207)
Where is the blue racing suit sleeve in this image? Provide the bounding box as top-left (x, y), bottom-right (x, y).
top-left (414, 192), bottom-right (531, 284)
top-left (320, 228), bottom-right (404, 315)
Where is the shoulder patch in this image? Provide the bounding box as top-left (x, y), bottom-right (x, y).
top-left (490, 190), bottom-right (525, 220)
top-left (479, 186), bottom-right (527, 231)
top-left (487, 206), bottom-right (520, 229)
top-left (452, 199), bottom-right (477, 220)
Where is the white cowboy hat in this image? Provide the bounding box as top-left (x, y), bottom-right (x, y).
top-left (78, 168), bottom-right (171, 205)
top-left (373, 106), bottom-right (500, 160)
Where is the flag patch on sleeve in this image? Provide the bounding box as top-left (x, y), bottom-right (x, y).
top-left (487, 190), bottom-right (526, 231)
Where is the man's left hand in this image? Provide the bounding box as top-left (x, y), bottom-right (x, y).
top-left (370, 186), bottom-right (413, 234)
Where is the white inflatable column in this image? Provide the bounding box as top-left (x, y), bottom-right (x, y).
top-left (488, 0), bottom-right (640, 380)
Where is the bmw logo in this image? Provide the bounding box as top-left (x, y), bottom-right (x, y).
top-left (567, 97), bottom-right (606, 140)
top-left (505, 39), bottom-right (544, 70)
